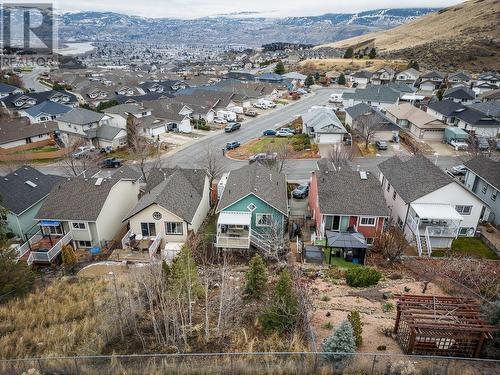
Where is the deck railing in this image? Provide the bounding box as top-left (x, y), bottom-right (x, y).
top-left (148, 235), bottom-right (161, 258)
top-left (15, 231), bottom-right (43, 260)
top-left (121, 229), bottom-right (132, 249)
top-left (216, 236), bottom-right (251, 248)
top-left (27, 232), bottom-right (73, 265)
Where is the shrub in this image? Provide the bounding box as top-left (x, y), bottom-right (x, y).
top-left (322, 320), bottom-right (356, 360)
top-left (382, 302), bottom-right (395, 313)
top-left (322, 322), bottom-right (333, 330)
top-left (244, 254), bottom-right (268, 299)
top-left (347, 310), bottom-right (363, 347)
top-left (320, 295), bottom-right (331, 302)
top-left (345, 267), bottom-right (381, 287)
top-left (390, 360), bottom-right (420, 375)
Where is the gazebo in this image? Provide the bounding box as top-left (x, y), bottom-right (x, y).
top-left (393, 294), bottom-right (495, 358)
top-left (325, 230), bottom-right (367, 265)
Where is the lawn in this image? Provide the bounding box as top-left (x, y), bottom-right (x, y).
top-left (248, 137), bottom-right (289, 153)
top-left (14, 145), bottom-right (59, 154)
top-left (432, 237), bottom-right (499, 259)
top-left (324, 248), bottom-right (360, 269)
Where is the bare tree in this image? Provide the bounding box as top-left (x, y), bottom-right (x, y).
top-left (354, 113), bottom-right (381, 150)
top-left (201, 145), bottom-right (225, 207)
top-left (264, 139), bottom-right (290, 174)
top-left (328, 143), bottom-right (355, 168)
top-left (60, 139), bottom-right (95, 177)
top-left (129, 134), bottom-right (155, 183)
top-left (254, 219), bottom-right (287, 263)
top-left (371, 225), bottom-right (408, 263)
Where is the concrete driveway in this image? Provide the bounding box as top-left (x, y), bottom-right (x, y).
top-left (289, 196), bottom-right (310, 217)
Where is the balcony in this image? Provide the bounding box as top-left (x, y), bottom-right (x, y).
top-left (27, 231), bottom-right (73, 265)
top-left (216, 211), bottom-right (252, 249)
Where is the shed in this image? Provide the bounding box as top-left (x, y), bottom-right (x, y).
top-left (444, 127), bottom-right (468, 143)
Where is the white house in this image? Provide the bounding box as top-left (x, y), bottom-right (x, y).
top-left (371, 67), bottom-right (395, 85)
top-left (379, 155), bottom-right (486, 256)
top-left (342, 85), bottom-right (400, 109)
top-left (56, 108), bottom-right (112, 146)
top-left (395, 68), bottom-right (420, 86)
top-left (20, 101), bottom-right (72, 123)
top-left (348, 71), bottom-right (372, 88)
top-left (301, 107), bottom-right (347, 144)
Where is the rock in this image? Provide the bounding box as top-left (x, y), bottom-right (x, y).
top-left (383, 292), bottom-right (392, 300)
top-left (326, 312), bottom-right (331, 317)
top-left (404, 286), bottom-right (411, 292)
top-left (377, 345), bottom-right (387, 351)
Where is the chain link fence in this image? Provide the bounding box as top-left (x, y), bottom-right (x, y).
top-left (0, 352), bottom-right (499, 375)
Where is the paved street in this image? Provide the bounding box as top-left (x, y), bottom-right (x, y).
top-left (21, 67), bottom-right (50, 92)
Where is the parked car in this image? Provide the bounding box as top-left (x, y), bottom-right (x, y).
top-left (450, 140), bottom-right (468, 151)
top-left (375, 141), bottom-right (388, 150)
top-left (214, 117), bottom-right (227, 124)
top-left (263, 129), bottom-right (277, 136)
top-left (292, 183), bottom-right (309, 199)
top-left (100, 157), bottom-right (122, 168)
top-left (225, 141), bottom-right (241, 150)
top-left (72, 145), bottom-right (95, 159)
top-left (276, 129), bottom-right (294, 137)
top-left (253, 103), bottom-right (267, 109)
top-left (244, 109), bottom-right (258, 117)
top-left (249, 152), bottom-right (277, 164)
top-left (100, 146), bottom-right (113, 154)
top-left (266, 102), bottom-right (277, 108)
top-left (297, 88), bottom-right (308, 95)
top-left (279, 127), bottom-right (296, 134)
top-left (224, 122), bottom-right (241, 133)
top-left (477, 137), bottom-right (490, 151)
top-left (450, 165), bottom-right (467, 176)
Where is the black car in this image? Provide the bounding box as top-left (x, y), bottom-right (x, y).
top-left (100, 157), bottom-right (122, 168)
top-left (225, 141), bottom-right (241, 150)
top-left (224, 122), bottom-right (241, 133)
top-left (292, 183), bottom-right (309, 199)
top-left (375, 141), bottom-right (388, 150)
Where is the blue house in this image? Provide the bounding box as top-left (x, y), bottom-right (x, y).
top-left (215, 164), bottom-right (288, 251)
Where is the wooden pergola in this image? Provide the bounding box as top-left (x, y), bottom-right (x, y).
top-left (393, 294), bottom-right (495, 358)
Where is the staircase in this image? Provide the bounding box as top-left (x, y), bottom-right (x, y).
top-left (250, 231), bottom-right (287, 255)
top-left (419, 235), bottom-right (428, 256)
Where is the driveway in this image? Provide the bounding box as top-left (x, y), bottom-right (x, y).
top-left (289, 196), bottom-right (310, 217)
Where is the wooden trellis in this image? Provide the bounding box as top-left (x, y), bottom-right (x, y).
top-left (393, 294), bottom-right (495, 358)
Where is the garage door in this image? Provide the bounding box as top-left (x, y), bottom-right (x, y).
top-left (422, 129), bottom-right (444, 140)
top-left (317, 134), bottom-right (342, 144)
top-left (151, 125), bottom-right (166, 136)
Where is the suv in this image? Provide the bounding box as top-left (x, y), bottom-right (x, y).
top-left (292, 183), bottom-right (309, 199)
top-left (244, 109), bottom-right (258, 117)
top-left (100, 157), bottom-right (122, 168)
top-left (224, 122), bottom-right (241, 133)
top-left (375, 141), bottom-right (388, 150)
top-left (249, 152), bottom-right (277, 164)
top-left (214, 117), bottom-right (227, 124)
top-left (477, 137), bottom-right (490, 151)
top-left (253, 103), bottom-right (267, 109)
top-left (450, 165), bottom-right (467, 175)
top-left (279, 127), bottom-right (295, 134)
top-left (225, 141), bottom-right (240, 150)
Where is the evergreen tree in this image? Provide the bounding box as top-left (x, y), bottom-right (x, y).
top-left (322, 320), bottom-right (356, 360)
top-left (337, 73), bottom-right (346, 86)
top-left (368, 48), bottom-right (377, 59)
top-left (244, 254), bottom-right (268, 299)
top-left (436, 86), bottom-right (446, 101)
top-left (305, 75), bottom-right (315, 87)
top-left (96, 99), bottom-right (119, 112)
top-left (274, 61), bottom-right (285, 75)
top-left (52, 82), bottom-right (65, 91)
top-left (61, 244), bottom-right (77, 275)
top-left (171, 245), bottom-right (203, 298)
top-left (407, 60), bottom-right (419, 71)
top-left (343, 47), bottom-right (354, 59)
top-left (314, 72), bottom-right (321, 81)
top-left (347, 310), bottom-right (363, 348)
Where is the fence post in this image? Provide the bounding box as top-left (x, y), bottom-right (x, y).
top-left (371, 354), bottom-right (377, 375)
top-left (74, 357), bottom-right (80, 375)
top-left (37, 359), bottom-right (44, 375)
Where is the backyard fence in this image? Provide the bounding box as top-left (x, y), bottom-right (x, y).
top-left (1, 352), bottom-right (498, 375)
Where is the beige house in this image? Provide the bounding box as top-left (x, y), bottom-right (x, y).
top-left (383, 103), bottom-right (447, 140)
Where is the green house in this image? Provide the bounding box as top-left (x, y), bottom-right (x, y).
top-left (215, 164), bottom-right (288, 251)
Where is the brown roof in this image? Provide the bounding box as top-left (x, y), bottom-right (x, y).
top-left (385, 103), bottom-right (447, 129)
top-left (0, 118), bottom-right (57, 145)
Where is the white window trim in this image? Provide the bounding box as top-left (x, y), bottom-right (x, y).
top-left (165, 221), bottom-right (184, 235)
top-left (360, 217), bottom-right (376, 226)
top-left (78, 240), bottom-right (92, 248)
top-left (255, 213), bottom-right (273, 227)
top-left (455, 205), bottom-right (472, 215)
top-left (71, 222), bottom-right (87, 230)
top-left (247, 203), bottom-right (257, 212)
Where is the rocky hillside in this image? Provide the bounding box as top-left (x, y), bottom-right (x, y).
top-left (317, 0), bottom-right (500, 72)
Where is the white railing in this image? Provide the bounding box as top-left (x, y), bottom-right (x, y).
top-left (121, 229), bottom-right (132, 249)
top-left (407, 215), bottom-right (419, 234)
top-left (148, 235), bottom-right (161, 258)
top-left (15, 232), bottom-right (43, 260)
top-left (216, 236), bottom-right (251, 249)
top-left (425, 226), bottom-right (460, 238)
top-left (424, 227), bottom-right (432, 256)
top-left (27, 232), bottom-right (73, 265)
top-left (415, 233), bottom-right (423, 257)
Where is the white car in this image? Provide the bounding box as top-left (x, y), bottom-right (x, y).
top-left (276, 129), bottom-right (294, 137)
top-left (213, 117), bottom-right (227, 124)
top-left (450, 140), bottom-right (468, 151)
top-left (253, 103), bottom-right (267, 109)
top-left (266, 102), bottom-right (277, 108)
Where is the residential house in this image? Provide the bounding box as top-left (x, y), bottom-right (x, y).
top-left (223, 71), bottom-right (256, 82)
top-left (447, 71), bottom-right (471, 88)
top-left (379, 155), bottom-right (486, 255)
top-left (419, 80), bottom-right (439, 92)
top-left (395, 68), bottom-right (420, 86)
top-left (467, 101), bottom-right (500, 121)
top-left (463, 156), bottom-right (500, 226)
top-left (215, 164), bottom-right (288, 251)
top-left (0, 118), bottom-right (57, 149)
top-left (443, 86), bottom-right (476, 104)
top-left (123, 168), bottom-right (210, 257)
top-left (138, 80), bottom-right (187, 94)
top-left (2, 90), bottom-right (77, 111)
top-left (454, 107), bottom-right (500, 138)
top-left (256, 72), bottom-right (285, 83)
top-left (143, 100), bottom-right (193, 134)
top-left (20, 101), bottom-right (72, 123)
top-left (371, 67), bottom-right (396, 85)
top-left (476, 72), bottom-right (500, 88)
top-left (480, 88), bottom-right (500, 102)
top-left (426, 100), bottom-right (467, 125)
top-left (282, 72), bottom-right (307, 87)
top-left (342, 85), bottom-right (400, 109)
top-left (0, 83), bottom-right (24, 98)
top-left (473, 82), bottom-right (499, 96)
top-left (31, 169), bottom-right (140, 264)
top-left (419, 71), bottom-right (446, 90)
top-left (0, 166), bottom-right (62, 240)
top-left (348, 71), bottom-right (372, 88)
top-left (387, 82), bottom-right (424, 104)
top-left (309, 163), bottom-right (389, 246)
top-left (301, 107), bottom-right (347, 144)
top-left (345, 104), bottom-right (400, 141)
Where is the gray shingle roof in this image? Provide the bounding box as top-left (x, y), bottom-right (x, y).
top-left (378, 155), bottom-right (452, 202)
top-left (345, 103), bottom-right (371, 120)
top-left (427, 100), bottom-right (466, 116)
top-left (0, 119), bottom-right (57, 145)
top-left (315, 168), bottom-right (389, 217)
top-left (125, 168), bottom-right (207, 223)
top-left (104, 103), bottom-right (150, 116)
top-left (464, 156), bottom-right (500, 190)
top-left (23, 101), bottom-right (72, 117)
top-left (343, 85), bottom-right (400, 104)
top-left (95, 125), bottom-right (124, 141)
top-left (443, 86), bottom-right (475, 101)
top-left (302, 108), bottom-right (347, 134)
top-left (455, 108), bottom-right (500, 127)
top-left (216, 164), bottom-right (288, 215)
top-left (0, 166), bottom-right (63, 215)
top-left (58, 108), bottom-right (105, 125)
top-left (467, 101), bottom-right (500, 117)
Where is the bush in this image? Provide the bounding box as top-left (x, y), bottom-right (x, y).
top-left (244, 254), bottom-right (268, 299)
top-left (322, 320), bottom-right (356, 360)
top-left (382, 302), bottom-right (394, 313)
top-left (291, 134), bottom-right (311, 151)
top-left (345, 267), bottom-right (381, 287)
top-left (347, 310), bottom-right (363, 347)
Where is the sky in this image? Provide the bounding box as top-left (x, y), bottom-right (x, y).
top-left (30, 0), bottom-right (465, 19)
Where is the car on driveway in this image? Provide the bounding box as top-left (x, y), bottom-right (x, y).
top-left (450, 165), bottom-right (467, 175)
top-left (253, 103), bottom-right (267, 109)
top-left (100, 157), bottom-right (122, 168)
top-left (263, 129), bottom-right (277, 136)
top-left (244, 109), bottom-right (258, 117)
top-left (292, 183), bottom-right (309, 199)
top-left (297, 88), bottom-right (308, 95)
top-left (276, 129), bottom-right (294, 137)
top-left (375, 141), bottom-right (388, 150)
top-left (214, 117), bottom-right (227, 124)
top-left (249, 152), bottom-right (277, 164)
top-left (224, 122), bottom-right (241, 133)
top-left (477, 137), bottom-right (490, 151)
top-left (279, 127), bottom-right (295, 134)
top-left (225, 141), bottom-right (240, 150)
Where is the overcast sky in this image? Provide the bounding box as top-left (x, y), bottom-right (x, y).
top-left (41, 0), bottom-right (464, 19)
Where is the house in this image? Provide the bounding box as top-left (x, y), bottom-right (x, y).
top-left (387, 82), bottom-right (424, 104)
top-left (123, 168), bottom-right (210, 257)
top-left (143, 100), bottom-right (193, 134)
top-left (0, 83), bottom-right (24, 98)
top-left (426, 100), bottom-right (467, 125)
top-left (379, 155), bottom-right (486, 255)
top-left (447, 71), bottom-right (471, 88)
top-left (223, 71), bottom-right (256, 82)
top-left (345, 103), bottom-right (400, 141)
top-left (480, 89), bottom-right (500, 102)
top-left (383, 102), bottom-right (447, 140)
top-left (342, 85), bottom-right (400, 109)
top-left (467, 101), bottom-right (500, 121)
top-left (309, 163), bottom-right (389, 246)
top-left (473, 82), bottom-right (499, 96)
top-left (2, 90), bottom-right (78, 110)
top-left (20, 101), bottom-right (72, 123)
top-left (282, 72), bottom-right (307, 87)
top-left (419, 71), bottom-right (446, 90)
top-left (215, 164), bottom-right (288, 251)
top-left (256, 72), bottom-right (284, 83)
top-left (454, 107), bottom-right (500, 137)
top-left (476, 72), bottom-right (500, 88)
top-left (301, 107), bottom-right (347, 144)
top-left (348, 70), bottom-right (372, 88)
top-left (443, 86), bottom-right (476, 104)
top-left (419, 80), bottom-right (438, 92)
top-left (30, 169), bottom-right (141, 264)
top-left (0, 166), bottom-right (63, 240)
top-left (56, 108), bottom-right (114, 146)
top-left (0, 118), bottom-right (57, 149)
top-left (104, 103), bottom-right (153, 129)
top-left (395, 68), bottom-right (420, 86)
top-left (463, 156), bottom-right (500, 226)
top-left (371, 67), bottom-right (395, 85)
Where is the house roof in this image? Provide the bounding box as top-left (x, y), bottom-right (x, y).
top-left (216, 164), bottom-right (288, 216)
top-left (302, 108), bottom-right (347, 134)
top-left (467, 101), bottom-right (500, 117)
top-left (427, 99), bottom-right (466, 116)
top-left (464, 156), bottom-right (500, 190)
top-left (315, 168), bottom-right (389, 217)
top-left (23, 101), bottom-right (72, 117)
top-left (455, 107), bottom-right (500, 127)
top-left (397, 68), bottom-right (420, 79)
top-left (384, 103), bottom-right (446, 129)
top-left (351, 70), bottom-right (372, 79)
top-left (379, 155), bottom-right (453, 203)
top-left (125, 168), bottom-right (207, 223)
top-left (223, 71), bottom-right (256, 81)
top-left (448, 71), bottom-right (471, 81)
top-left (58, 108), bottom-right (105, 125)
top-left (114, 92), bottom-right (174, 104)
top-left (2, 90), bottom-right (77, 109)
top-left (420, 70), bottom-right (445, 80)
top-left (443, 86), bottom-right (475, 101)
top-left (345, 103), bottom-right (372, 120)
top-left (480, 89), bottom-right (500, 101)
top-left (0, 118), bottom-right (57, 145)
top-left (95, 125), bottom-right (124, 141)
top-left (0, 83), bottom-right (22, 94)
top-left (257, 72), bottom-right (283, 81)
top-left (0, 166), bottom-right (63, 215)
top-left (326, 231), bottom-right (367, 249)
top-left (142, 100), bottom-right (187, 123)
top-left (387, 82), bottom-right (417, 94)
top-left (104, 103), bottom-right (149, 116)
top-left (282, 72), bottom-right (307, 80)
top-left (343, 85), bottom-right (400, 104)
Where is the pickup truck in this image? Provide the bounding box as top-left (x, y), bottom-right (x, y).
top-left (100, 157), bottom-right (122, 168)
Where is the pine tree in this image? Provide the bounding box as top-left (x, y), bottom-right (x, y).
top-left (274, 61), bottom-right (285, 75)
top-left (61, 244), bottom-right (77, 274)
top-left (314, 72), bottom-right (321, 81)
top-left (368, 48), bottom-right (377, 59)
top-left (244, 254), bottom-right (268, 299)
top-left (343, 47), bottom-right (354, 59)
top-left (322, 320), bottom-right (356, 360)
top-left (347, 310), bottom-right (363, 348)
top-left (305, 75), bottom-right (315, 87)
top-left (337, 73), bottom-right (346, 86)
top-left (171, 245), bottom-right (203, 297)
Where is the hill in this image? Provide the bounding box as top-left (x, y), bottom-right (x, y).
top-left (316, 0), bottom-right (500, 72)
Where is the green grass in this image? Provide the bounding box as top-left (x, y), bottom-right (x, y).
top-left (14, 145), bottom-right (58, 154)
top-left (106, 150), bottom-right (133, 160)
top-left (248, 137), bottom-right (289, 153)
top-left (432, 237), bottom-right (499, 260)
top-left (324, 248), bottom-right (360, 269)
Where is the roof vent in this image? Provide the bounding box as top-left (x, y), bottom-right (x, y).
top-left (359, 171), bottom-right (368, 180)
top-left (95, 178), bottom-right (104, 186)
top-left (25, 180), bottom-right (37, 188)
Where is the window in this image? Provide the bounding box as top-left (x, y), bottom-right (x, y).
top-left (386, 181), bottom-right (391, 192)
top-left (360, 217), bottom-right (376, 226)
top-left (45, 225), bottom-right (63, 235)
top-left (165, 221), bottom-right (183, 235)
top-left (482, 185), bottom-right (487, 194)
top-left (392, 190), bottom-right (397, 201)
top-left (141, 222), bottom-right (156, 237)
top-left (366, 237), bottom-right (374, 245)
top-left (78, 240), bottom-right (91, 248)
top-left (455, 205), bottom-right (472, 215)
top-left (247, 203), bottom-right (257, 212)
top-left (256, 213), bottom-right (273, 227)
top-left (152, 211), bottom-right (162, 220)
top-left (72, 222), bottom-right (86, 230)
top-left (324, 215), bottom-right (341, 231)
top-left (492, 191), bottom-right (497, 202)
top-left (397, 217), bottom-right (403, 229)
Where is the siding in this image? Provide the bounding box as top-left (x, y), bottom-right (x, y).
top-left (465, 171), bottom-right (500, 226)
top-left (6, 199), bottom-right (45, 238)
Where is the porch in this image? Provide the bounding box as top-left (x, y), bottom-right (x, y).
top-left (215, 211), bottom-right (251, 249)
top-left (121, 229), bottom-right (162, 259)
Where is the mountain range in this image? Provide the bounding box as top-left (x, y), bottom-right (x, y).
top-left (57, 8), bottom-right (439, 47)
